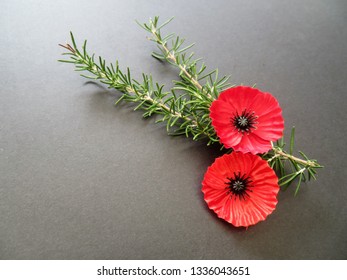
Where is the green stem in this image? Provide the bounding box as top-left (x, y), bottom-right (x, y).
top-left (272, 148), bottom-right (318, 168)
top-left (149, 23), bottom-right (213, 100)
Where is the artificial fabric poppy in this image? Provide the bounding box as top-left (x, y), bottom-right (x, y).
top-left (202, 152), bottom-right (279, 227)
top-left (210, 86), bottom-right (284, 154)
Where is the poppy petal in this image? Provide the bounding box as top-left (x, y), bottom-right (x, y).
top-left (233, 133), bottom-right (272, 154)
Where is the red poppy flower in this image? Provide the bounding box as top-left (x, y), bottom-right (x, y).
top-left (202, 152), bottom-right (279, 227)
top-left (210, 86), bottom-right (284, 154)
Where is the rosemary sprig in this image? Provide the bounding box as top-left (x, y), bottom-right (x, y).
top-left (138, 17), bottom-right (231, 100)
top-left (59, 16), bottom-right (322, 194)
top-left (264, 127), bottom-right (323, 195)
top-left (59, 33), bottom-right (217, 142)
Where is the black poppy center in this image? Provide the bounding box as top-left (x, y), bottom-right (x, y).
top-left (232, 109), bottom-right (258, 133)
top-left (225, 172), bottom-right (253, 200)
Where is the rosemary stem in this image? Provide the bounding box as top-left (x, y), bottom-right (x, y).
top-left (151, 29), bottom-right (202, 89)
top-left (127, 86), bottom-right (194, 124)
top-left (60, 43), bottom-right (205, 132)
top-left (149, 27), bottom-right (213, 100)
top-left (273, 148), bottom-right (317, 168)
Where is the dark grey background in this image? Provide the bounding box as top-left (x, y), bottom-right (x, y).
top-left (1, 0), bottom-right (346, 259)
